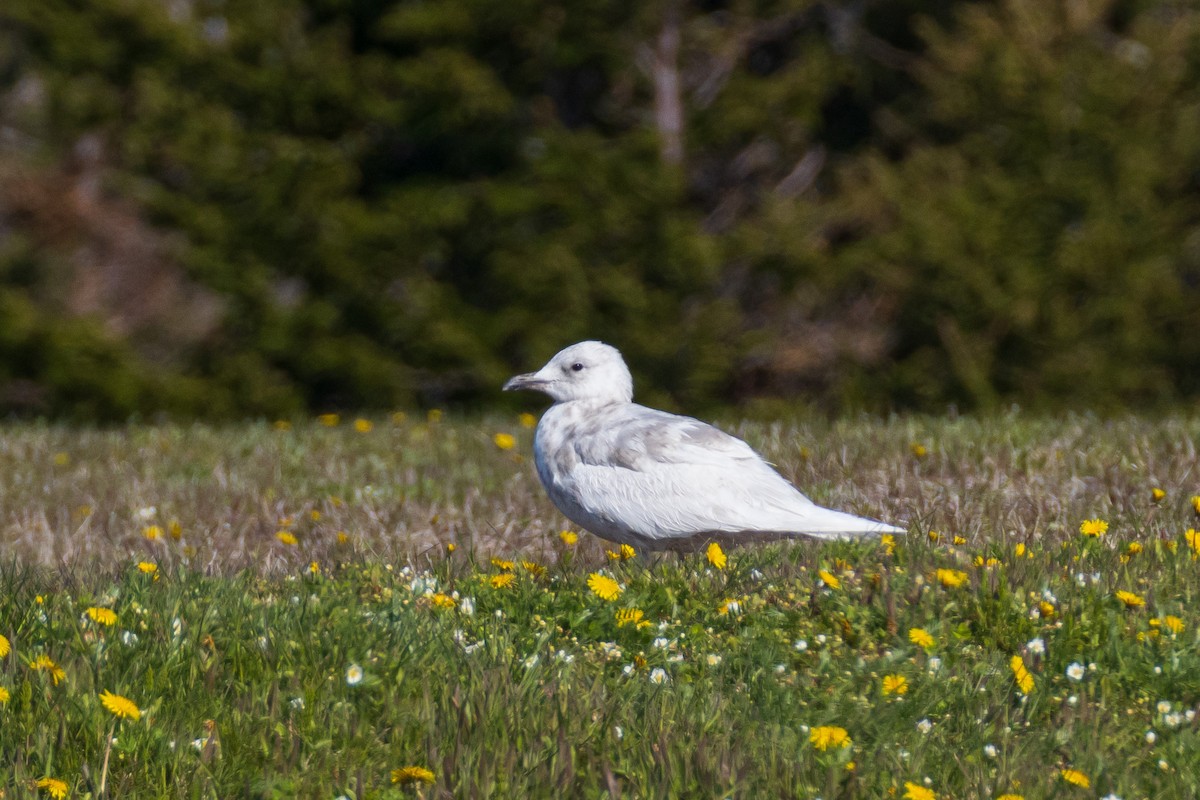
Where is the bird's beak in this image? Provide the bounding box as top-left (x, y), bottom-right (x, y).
top-left (503, 372), bottom-right (548, 392)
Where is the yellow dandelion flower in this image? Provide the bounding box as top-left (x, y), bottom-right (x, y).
top-left (518, 412), bottom-right (537, 428)
top-left (881, 534), bottom-right (896, 555)
top-left (1079, 519), bottom-right (1108, 537)
top-left (276, 531), bottom-right (298, 546)
top-left (1038, 601), bottom-right (1055, 618)
top-left (318, 413), bottom-right (339, 427)
top-left (1059, 768), bottom-right (1090, 788)
top-left (718, 598), bottom-right (742, 615)
top-left (1010, 655), bottom-right (1034, 694)
top-left (817, 569), bottom-right (840, 589)
top-left (490, 573), bottom-right (515, 589)
top-left (137, 561), bottom-right (157, 575)
top-left (308, 561), bottom-right (320, 576)
top-left (99, 689), bottom-right (141, 721)
top-left (310, 510), bottom-right (321, 521)
top-left (354, 418), bottom-right (373, 433)
top-left (706, 542), bottom-right (727, 570)
top-left (910, 443), bottom-right (928, 458)
top-left (391, 766), bottom-right (435, 784)
top-left (521, 560), bottom-right (547, 577)
top-left (559, 530), bottom-right (578, 545)
top-left (903, 782), bottom-right (935, 800)
top-left (1116, 590), bottom-right (1145, 608)
top-left (606, 544), bottom-right (636, 561)
top-left (952, 535), bottom-right (966, 545)
top-left (1015, 542), bottom-right (1027, 557)
top-left (36, 777), bottom-right (69, 799)
top-left (974, 556), bottom-right (1002, 568)
top-left (86, 607), bottom-right (117, 627)
top-left (31, 654), bottom-right (66, 685)
top-left (336, 531), bottom-right (350, 544)
top-left (1185, 529), bottom-right (1200, 554)
top-left (882, 674), bottom-right (909, 696)
top-left (587, 573), bottom-right (622, 601)
top-left (1193, 495), bottom-right (1200, 514)
top-left (1160, 615), bottom-right (1185, 634)
top-left (935, 569), bottom-right (968, 588)
top-left (0, 633), bottom-right (10, 657)
top-left (908, 628), bottom-right (934, 649)
top-left (429, 593), bottom-right (456, 609)
top-left (616, 608), bottom-right (646, 628)
top-left (927, 530), bottom-right (941, 542)
top-left (445, 542), bottom-right (456, 553)
top-left (0, 685), bottom-right (9, 704)
top-left (142, 525), bottom-right (163, 541)
top-left (809, 725), bottom-right (851, 751)
top-left (1127, 541), bottom-right (1143, 556)
top-left (492, 432), bottom-right (516, 450)
top-left (169, 520), bottom-right (182, 539)
top-left (997, 795), bottom-right (1024, 800)
top-left (491, 557), bottom-right (515, 571)
top-left (1151, 487), bottom-right (1166, 502)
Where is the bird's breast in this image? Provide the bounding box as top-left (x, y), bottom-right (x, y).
top-left (533, 416), bottom-right (577, 487)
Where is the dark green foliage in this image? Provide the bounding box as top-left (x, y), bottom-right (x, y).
top-left (826, 1), bottom-right (1200, 409)
top-left (0, 0), bottom-right (1199, 418)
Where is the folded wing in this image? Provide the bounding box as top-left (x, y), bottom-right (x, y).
top-left (564, 407), bottom-right (900, 544)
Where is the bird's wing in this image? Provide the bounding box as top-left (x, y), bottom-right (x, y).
top-left (560, 407), bottom-right (894, 541)
top-left (572, 406), bottom-right (779, 472)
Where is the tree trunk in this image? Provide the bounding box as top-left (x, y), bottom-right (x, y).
top-left (653, 3), bottom-right (684, 165)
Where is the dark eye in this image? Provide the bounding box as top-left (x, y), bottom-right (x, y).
top-left (571, 362), bottom-right (584, 372)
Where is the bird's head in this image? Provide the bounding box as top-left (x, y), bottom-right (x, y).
top-left (503, 341), bottom-right (633, 405)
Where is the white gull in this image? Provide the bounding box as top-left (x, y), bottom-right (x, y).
top-left (503, 341), bottom-right (903, 551)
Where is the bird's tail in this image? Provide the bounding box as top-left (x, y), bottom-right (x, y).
top-left (780, 505), bottom-right (904, 540)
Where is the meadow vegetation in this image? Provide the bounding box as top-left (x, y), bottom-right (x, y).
top-left (2, 412), bottom-right (1200, 798)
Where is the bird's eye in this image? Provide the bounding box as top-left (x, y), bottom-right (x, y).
top-left (571, 362), bottom-right (584, 372)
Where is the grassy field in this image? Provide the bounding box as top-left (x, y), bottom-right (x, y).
top-left (2, 412), bottom-right (1200, 798)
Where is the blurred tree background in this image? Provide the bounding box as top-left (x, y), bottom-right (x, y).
top-left (1, 0), bottom-right (1198, 419)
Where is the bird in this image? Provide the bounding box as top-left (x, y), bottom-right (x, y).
top-left (503, 340), bottom-right (904, 551)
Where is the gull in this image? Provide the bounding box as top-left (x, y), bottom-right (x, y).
top-left (503, 341), bottom-right (904, 551)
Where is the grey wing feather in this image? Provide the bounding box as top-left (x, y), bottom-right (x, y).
top-left (563, 407), bottom-right (881, 539)
top-left (578, 407), bottom-right (771, 471)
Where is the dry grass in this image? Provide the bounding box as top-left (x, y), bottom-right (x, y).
top-left (2, 411), bottom-right (1198, 572)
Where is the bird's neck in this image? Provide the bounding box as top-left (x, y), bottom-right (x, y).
top-left (551, 397), bottom-right (628, 416)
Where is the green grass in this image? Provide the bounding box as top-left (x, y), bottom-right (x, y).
top-left (2, 412), bottom-right (1200, 798)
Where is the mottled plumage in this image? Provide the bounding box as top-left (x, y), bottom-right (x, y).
top-left (504, 341), bottom-right (903, 551)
